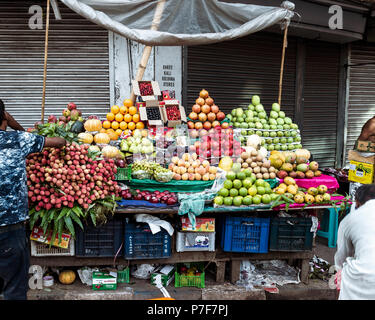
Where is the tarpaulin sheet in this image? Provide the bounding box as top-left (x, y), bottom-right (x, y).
top-left (278, 174), bottom-right (340, 192)
top-left (59, 0), bottom-right (295, 46)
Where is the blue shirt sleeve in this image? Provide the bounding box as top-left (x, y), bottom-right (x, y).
top-left (17, 131), bottom-right (45, 158)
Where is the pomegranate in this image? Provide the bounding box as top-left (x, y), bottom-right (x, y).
top-left (201, 104), bottom-right (211, 114)
top-left (210, 104), bottom-right (219, 113)
top-left (198, 112), bottom-right (207, 122)
top-left (207, 112), bottom-right (216, 122)
top-left (205, 97), bottom-right (214, 106)
top-left (192, 104), bottom-right (201, 113)
top-left (189, 112), bottom-right (198, 120)
top-left (196, 97), bottom-right (205, 106)
top-left (199, 89), bottom-right (209, 99)
top-left (216, 111), bottom-right (226, 121)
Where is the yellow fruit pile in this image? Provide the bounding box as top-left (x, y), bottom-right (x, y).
top-left (274, 178), bottom-right (331, 205)
top-left (101, 99), bottom-right (146, 139)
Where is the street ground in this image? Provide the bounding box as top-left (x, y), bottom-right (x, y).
top-left (14, 236), bottom-right (338, 301)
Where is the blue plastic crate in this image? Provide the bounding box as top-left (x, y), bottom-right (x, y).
top-left (75, 218), bottom-right (124, 257)
top-left (124, 222), bottom-right (171, 259)
top-left (221, 216), bottom-right (270, 253)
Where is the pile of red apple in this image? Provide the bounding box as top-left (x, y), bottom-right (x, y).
top-left (120, 189), bottom-right (178, 205)
top-left (187, 89), bottom-right (227, 131)
top-left (189, 126), bottom-right (243, 159)
top-left (26, 143), bottom-right (121, 211)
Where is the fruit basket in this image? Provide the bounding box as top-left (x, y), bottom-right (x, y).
top-left (175, 263), bottom-right (205, 288)
top-left (115, 166), bottom-right (132, 181)
top-left (269, 217), bottom-right (313, 251)
top-left (117, 267), bottom-right (130, 284)
top-left (221, 216), bottom-right (270, 253)
top-left (124, 222), bottom-right (171, 259)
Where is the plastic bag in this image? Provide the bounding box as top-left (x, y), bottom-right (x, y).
top-left (132, 264), bottom-right (157, 279)
top-left (132, 170), bottom-right (151, 180)
top-left (153, 171), bottom-right (174, 182)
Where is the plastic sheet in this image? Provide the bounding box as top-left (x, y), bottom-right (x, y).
top-left (60, 0), bottom-right (295, 46)
top-left (278, 174), bottom-right (340, 191)
top-left (237, 260), bottom-right (300, 290)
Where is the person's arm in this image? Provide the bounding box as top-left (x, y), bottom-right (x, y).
top-left (334, 215), bottom-right (354, 269)
top-left (44, 137), bottom-right (66, 148)
top-left (5, 111), bottom-right (25, 131)
top-left (358, 118), bottom-right (375, 141)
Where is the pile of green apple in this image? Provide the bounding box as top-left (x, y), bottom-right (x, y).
top-left (120, 133), bottom-right (154, 155)
top-left (213, 166), bottom-right (278, 207)
top-left (261, 102), bottom-right (302, 152)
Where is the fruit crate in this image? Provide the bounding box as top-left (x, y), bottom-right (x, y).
top-left (30, 239), bottom-right (75, 257)
top-left (75, 218), bottom-right (124, 257)
top-left (115, 166), bottom-right (132, 181)
top-left (124, 222), bottom-right (171, 259)
top-left (221, 216), bottom-right (270, 253)
top-left (117, 267), bottom-right (130, 284)
top-left (269, 217), bottom-right (313, 251)
top-left (175, 263), bottom-right (205, 288)
top-left (176, 232), bottom-right (215, 252)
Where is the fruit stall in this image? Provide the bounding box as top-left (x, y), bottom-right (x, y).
top-left (25, 85), bottom-right (351, 291)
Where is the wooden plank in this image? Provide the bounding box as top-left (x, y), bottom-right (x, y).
top-left (215, 261), bottom-right (226, 284)
top-left (230, 260), bottom-right (241, 284)
top-left (300, 259), bottom-right (310, 284)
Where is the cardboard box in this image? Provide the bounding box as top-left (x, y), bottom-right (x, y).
top-left (348, 150), bottom-right (375, 184)
top-left (150, 265), bottom-right (175, 287)
top-left (355, 140), bottom-right (375, 153)
top-left (181, 217), bottom-right (215, 232)
top-left (139, 100), bottom-right (165, 126)
top-left (30, 226), bottom-right (71, 249)
top-left (132, 80), bottom-right (161, 101)
top-left (92, 271), bottom-right (117, 291)
top-left (161, 100), bottom-right (187, 127)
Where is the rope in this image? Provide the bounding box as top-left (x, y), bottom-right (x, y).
top-left (41, 0), bottom-right (50, 122)
top-left (278, 25), bottom-right (289, 107)
top-left (203, 251), bottom-right (217, 272)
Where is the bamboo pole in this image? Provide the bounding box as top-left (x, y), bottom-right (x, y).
top-left (130, 0), bottom-right (166, 103)
top-left (278, 25), bottom-right (289, 106)
top-left (41, 0), bottom-right (51, 122)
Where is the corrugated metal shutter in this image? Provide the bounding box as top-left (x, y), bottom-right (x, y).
top-left (344, 42), bottom-right (375, 164)
top-left (302, 41), bottom-right (340, 168)
top-left (186, 32), bottom-right (297, 120)
top-left (0, 1), bottom-right (110, 129)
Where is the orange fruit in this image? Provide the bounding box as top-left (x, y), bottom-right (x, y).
top-left (120, 106), bottom-right (128, 115)
top-left (115, 129), bottom-right (123, 136)
top-left (124, 114), bottom-right (132, 123)
top-left (102, 120), bottom-right (111, 129)
top-left (115, 113), bottom-right (123, 122)
top-left (111, 105), bottom-right (120, 114)
top-left (120, 121), bottom-right (127, 130)
top-left (132, 114), bottom-right (140, 123)
top-left (107, 130), bottom-right (118, 141)
top-left (99, 128), bottom-right (107, 134)
top-left (111, 121), bottom-right (119, 130)
top-left (106, 128), bottom-right (115, 134)
top-left (123, 99), bottom-right (133, 108)
top-left (129, 106), bottom-right (137, 115)
top-left (128, 122), bottom-right (136, 130)
top-left (106, 113), bottom-right (115, 121)
top-left (123, 129), bottom-right (130, 136)
top-left (141, 129), bottom-right (148, 137)
top-left (136, 121), bottom-right (145, 130)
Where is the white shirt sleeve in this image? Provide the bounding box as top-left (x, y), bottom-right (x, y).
top-left (334, 214), bottom-right (354, 269)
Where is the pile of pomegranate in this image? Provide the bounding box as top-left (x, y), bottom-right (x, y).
top-left (26, 143), bottom-right (120, 211)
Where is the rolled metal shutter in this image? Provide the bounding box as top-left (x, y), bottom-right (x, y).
top-left (0, 1), bottom-right (110, 129)
top-left (186, 32), bottom-right (297, 120)
top-left (344, 42), bottom-right (375, 164)
top-left (302, 41), bottom-right (340, 168)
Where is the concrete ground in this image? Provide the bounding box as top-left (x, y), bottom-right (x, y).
top-left (19, 236), bottom-right (339, 301)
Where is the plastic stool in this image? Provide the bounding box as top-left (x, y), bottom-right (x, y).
top-left (317, 208), bottom-right (338, 248)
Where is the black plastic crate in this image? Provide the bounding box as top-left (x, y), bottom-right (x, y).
top-left (269, 217), bottom-right (313, 252)
top-left (124, 222), bottom-right (171, 259)
top-left (75, 218), bottom-right (124, 257)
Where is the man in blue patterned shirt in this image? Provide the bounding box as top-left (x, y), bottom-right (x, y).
top-left (0, 100), bottom-right (66, 300)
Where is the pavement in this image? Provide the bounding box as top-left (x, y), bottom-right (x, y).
top-left (16, 236), bottom-right (339, 301)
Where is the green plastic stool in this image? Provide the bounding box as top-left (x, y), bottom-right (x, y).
top-left (317, 208), bottom-right (338, 248)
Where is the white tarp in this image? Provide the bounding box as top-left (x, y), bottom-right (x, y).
top-left (59, 0), bottom-right (295, 46)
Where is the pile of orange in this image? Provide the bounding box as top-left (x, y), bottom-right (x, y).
top-left (102, 99), bottom-right (146, 138)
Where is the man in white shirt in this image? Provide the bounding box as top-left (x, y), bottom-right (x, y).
top-left (334, 184), bottom-right (375, 300)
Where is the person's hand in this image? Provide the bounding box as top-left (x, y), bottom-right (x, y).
top-left (334, 269), bottom-right (342, 291)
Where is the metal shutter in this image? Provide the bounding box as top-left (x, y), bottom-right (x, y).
top-left (302, 41), bottom-right (340, 168)
top-left (344, 42), bottom-right (375, 164)
top-left (0, 1), bottom-right (110, 129)
top-left (186, 32), bottom-right (297, 120)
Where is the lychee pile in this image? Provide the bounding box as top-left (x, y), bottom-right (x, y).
top-left (26, 143), bottom-right (120, 211)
